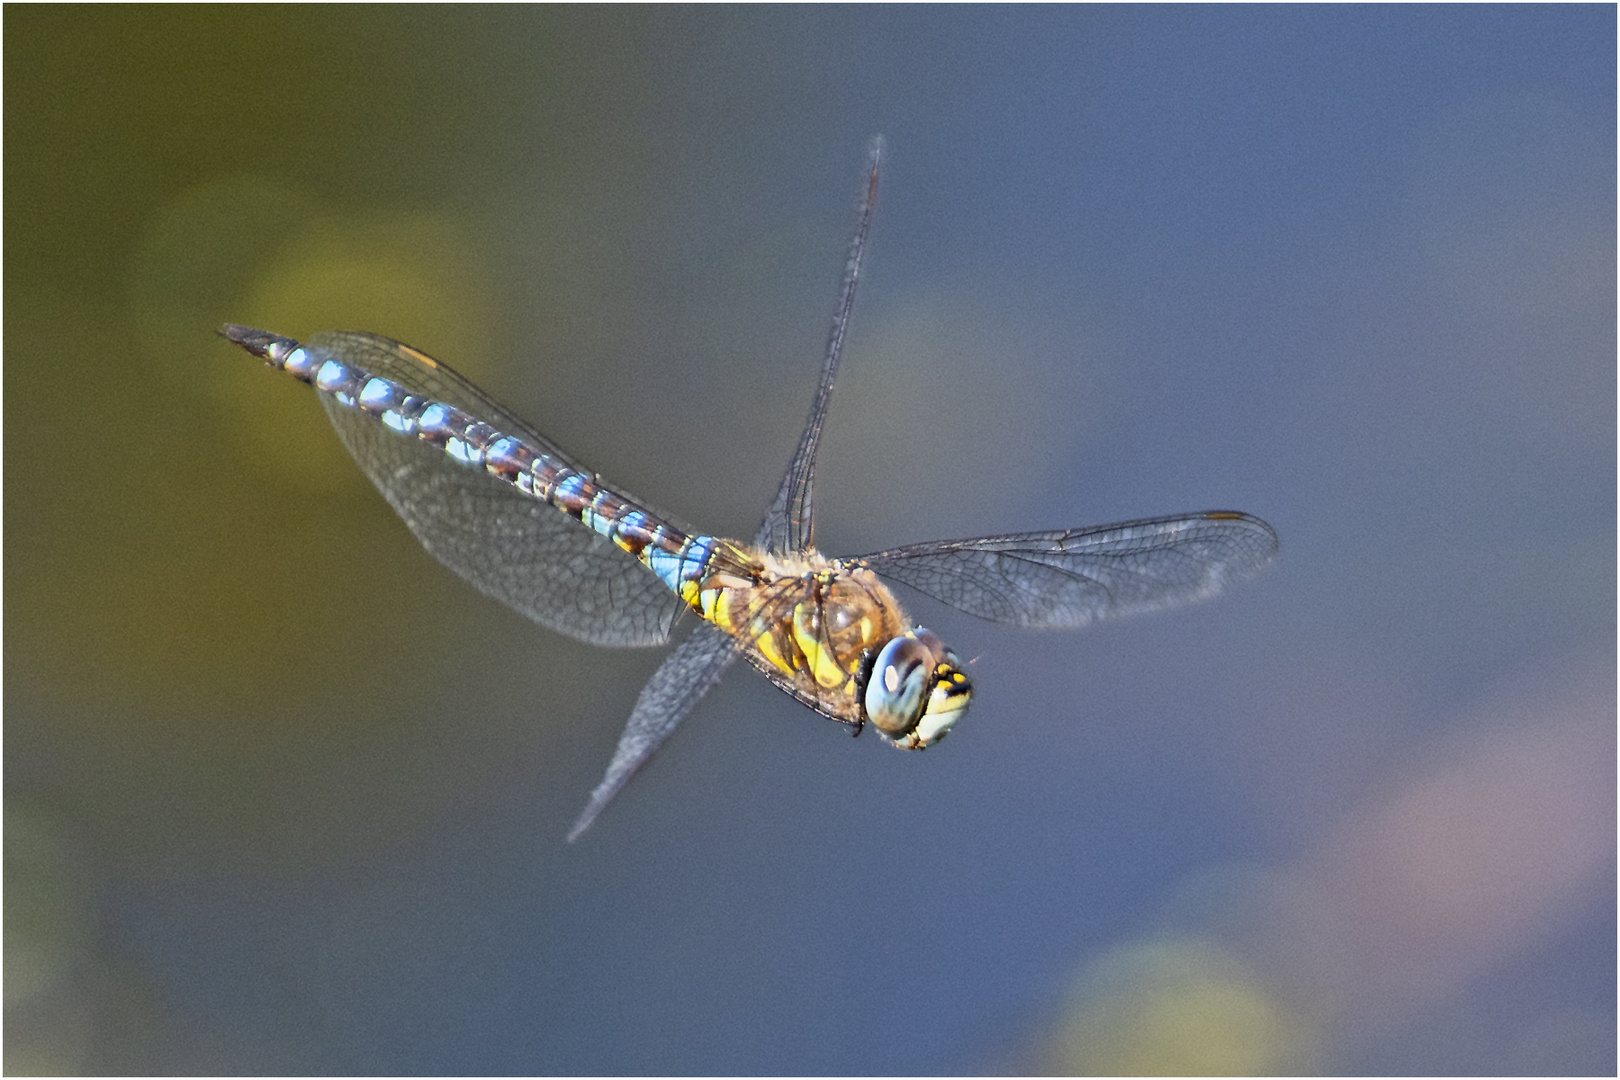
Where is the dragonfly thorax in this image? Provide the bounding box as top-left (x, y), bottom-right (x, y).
top-left (699, 549), bottom-right (972, 746)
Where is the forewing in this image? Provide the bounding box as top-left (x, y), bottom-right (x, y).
top-left (306, 331), bottom-right (683, 647)
top-left (758, 138), bottom-right (881, 554)
top-left (567, 622), bottom-right (745, 841)
top-left (854, 511), bottom-right (1278, 628)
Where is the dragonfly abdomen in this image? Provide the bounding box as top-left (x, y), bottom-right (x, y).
top-left (223, 325), bottom-right (720, 609)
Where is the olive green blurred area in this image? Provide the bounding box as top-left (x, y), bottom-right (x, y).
top-left (19, 9), bottom-right (473, 702)
top-left (6, 11), bottom-right (621, 1064)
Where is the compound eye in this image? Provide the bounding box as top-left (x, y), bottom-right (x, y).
top-left (863, 635), bottom-right (934, 739)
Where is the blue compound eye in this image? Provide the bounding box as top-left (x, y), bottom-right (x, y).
top-left (862, 628), bottom-right (973, 748)
top-left (865, 635), bottom-right (933, 739)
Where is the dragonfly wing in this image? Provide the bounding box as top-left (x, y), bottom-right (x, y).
top-left (757, 138), bottom-right (881, 554)
top-left (567, 621), bottom-right (745, 841)
top-left (306, 331), bottom-right (684, 647)
top-left (854, 511), bottom-right (1278, 628)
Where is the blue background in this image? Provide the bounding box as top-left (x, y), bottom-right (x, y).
top-left (7, 7), bottom-right (1614, 1074)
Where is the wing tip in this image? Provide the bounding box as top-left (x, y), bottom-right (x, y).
top-left (1204, 510), bottom-right (1280, 557)
top-left (565, 803), bottom-right (601, 844)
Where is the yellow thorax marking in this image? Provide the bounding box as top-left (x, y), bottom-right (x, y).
top-left (792, 591), bottom-right (853, 690)
top-left (691, 548), bottom-right (903, 697)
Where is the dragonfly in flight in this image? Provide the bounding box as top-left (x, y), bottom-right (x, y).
top-left (221, 141), bottom-right (1277, 840)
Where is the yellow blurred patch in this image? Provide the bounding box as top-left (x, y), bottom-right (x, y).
top-left (130, 173), bottom-right (498, 496)
top-left (1048, 937), bottom-right (1315, 1076)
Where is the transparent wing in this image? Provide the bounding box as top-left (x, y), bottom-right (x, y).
top-left (567, 622), bottom-right (745, 841)
top-left (758, 137), bottom-right (881, 554)
top-left (852, 511), bottom-right (1278, 628)
top-left (305, 331), bottom-right (685, 647)
top-left (574, 144), bottom-right (886, 837)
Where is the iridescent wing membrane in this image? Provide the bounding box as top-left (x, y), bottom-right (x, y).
top-left (853, 513), bottom-right (1278, 629)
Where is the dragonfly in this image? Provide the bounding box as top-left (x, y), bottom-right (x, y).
top-left (221, 141), bottom-right (1277, 840)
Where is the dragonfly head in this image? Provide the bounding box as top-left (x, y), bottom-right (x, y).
top-left (861, 627), bottom-right (973, 748)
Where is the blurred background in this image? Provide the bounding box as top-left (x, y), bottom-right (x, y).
top-left (5, 7), bottom-right (1613, 1074)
